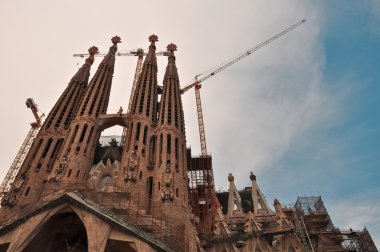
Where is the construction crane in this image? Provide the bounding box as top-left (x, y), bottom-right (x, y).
top-left (74, 49), bottom-right (168, 147)
top-left (180, 19), bottom-right (306, 156)
top-left (73, 49), bottom-right (169, 58)
top-left (0, 98), bottom-right (44, 203)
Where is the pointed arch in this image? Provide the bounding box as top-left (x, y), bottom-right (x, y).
top-left (23, 209), bottom-right (88, 252)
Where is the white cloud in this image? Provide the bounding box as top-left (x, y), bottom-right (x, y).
top-left (329, 194), bottom-right (380, 248)
top-left (369, 0), bottom-right (380, 36)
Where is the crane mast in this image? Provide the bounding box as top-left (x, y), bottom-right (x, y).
top-left (182, 19), bottom-right (306, 156)
top-left (0, 98), bottom-right (44, 204)
top-left (194, 79), bottom-right (208, 156)
top-left (121, 49), bottom-right (144, 146)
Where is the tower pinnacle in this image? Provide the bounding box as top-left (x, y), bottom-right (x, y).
top-left (85, 46), bottom-right (99, 65)
top-left (163, 43), bottom-right (179, 81)
top-left (167, 43), bottom-right (177, 53)
top-left (149, 34), bottom-right (158, 44)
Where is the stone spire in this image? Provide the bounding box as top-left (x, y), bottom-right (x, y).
top-left (159, 43), bottom-right (185, 133)
top-left (1, 46), bottom-right (98, 208)
top-left (129, 34), bottom-right (158, 121)
top-left (54, 36), bottom-right (121, 185)
top-left (122, 34), bottom-right (159, 172)
top-left (77, 36), bottom-right (121, 118)
top-left (155, 43), bottom-right (188, 203)
top-left (44, 46), bottom-right (98, 131)
top-left (120, 35), bottom-right (160, 213)
top-left (151, 44), bottom-right (195, 249)
top-left (70, 46), bottom-right (98, 84)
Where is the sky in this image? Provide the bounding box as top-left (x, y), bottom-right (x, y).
top-left (0, 0), bottom-right (379, 247)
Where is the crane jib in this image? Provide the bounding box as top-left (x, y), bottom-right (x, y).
top-left (180, 18), bottom-right (306, 94)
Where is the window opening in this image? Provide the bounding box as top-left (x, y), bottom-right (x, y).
top-left (135, 122), bottom-right (141, 141)
top-left (143, 126), bottom-right (148, 145)
top-left (32, 139), bottom-right (43, 160)
top-left (167, 134), bottom-right (171, 154)
top-left (41, 138), bottom-right (53, 158)
top-left (70, 124), bottom-right (79, 144)
top-left (148, 177), bottom-right (153, 199)
top-left (24, 186), bottom-right (30, 196)
top-left (79, 124), bottom-right (88, 143)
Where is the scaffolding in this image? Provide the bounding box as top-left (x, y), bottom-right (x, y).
top-left (77, 181), bottom-right (186, 252)
top-left (292, 196), bottom-right (379, 252)
top-left (341, 228), bottom-right (378, 252)
top-left (187, 152), bottom-right (217, 239)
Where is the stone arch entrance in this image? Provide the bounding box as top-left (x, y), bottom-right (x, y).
top-left (23, 211), bottom-right (88, 252)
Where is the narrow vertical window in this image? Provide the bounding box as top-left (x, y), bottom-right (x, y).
top-left (41, 138), bottom-right (53, 158)
top-left (70, 124), bottom-right (79, 144)
top-left (32, 139), bottom-right (43, 160)
top-left (159, 134), bottom-right (163, 164)
top-left (167, 134), bottom-right (171, 154)
top-left (143, 126), bottom-right (148, 145)
top-left (50, 139), bottom-right (62, 159)
top-left (25, 186), bottom-right (31, 196)
top-left (86, 126), bottom-right (94, 144)
top-left (79, 124), bottom-right (88, 143)
top-left (149, 135), bottom-right (156, 164)
top-left (135, 122), bottom-right (141, 141)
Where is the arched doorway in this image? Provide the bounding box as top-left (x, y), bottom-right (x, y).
top-left (23, 211), bottom-right (88, 252)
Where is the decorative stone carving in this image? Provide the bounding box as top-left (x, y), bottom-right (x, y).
top-left (124, 150), bottom-right (138, 183)
top-left (161, 161), bottom-right (174, 201)
top-left (1, 193), bottom-right (16, 207)
top-left (52, 156), bottom-right (67, 181)
top-left (87, 159), bottom-right (120, 192)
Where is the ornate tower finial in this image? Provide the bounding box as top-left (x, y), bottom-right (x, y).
top-left (86, 46), bottom-right (99, 65)
top-left (167, 43), bottom-right (177, 53)
top-left (111, 36), bottom-right (122, 44)
top-left (149, 34), bottom-right (158, 44)
top-left (109, 36), bottom-right (121, 54)
top-left (88, 46), bottom-right (99, 55)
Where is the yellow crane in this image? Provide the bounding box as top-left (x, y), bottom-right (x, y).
top-left (180, 19), bottom-right (306, 156)
top-left (0, 98), bottom-right (44, 203)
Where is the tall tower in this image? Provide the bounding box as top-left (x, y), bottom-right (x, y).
top-left (153, 43), bottom-right (196, 249)
top-left (121, 35), bottom-right (159, 208)
top-left (155, 43), bottom-right (187, 205)
top-left (1, 46), bottom-right (98, 208)
top-left (53, 36), bottom-right (121, 186)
